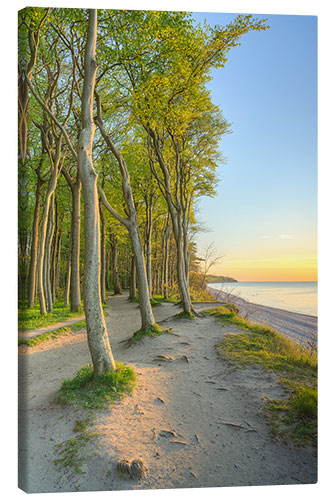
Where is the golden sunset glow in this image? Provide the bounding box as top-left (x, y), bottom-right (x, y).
top-left (214, 254), bottom-right (317, 282)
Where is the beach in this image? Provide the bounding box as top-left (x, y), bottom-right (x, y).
top-left (207, 286), bottom-right (318, 346)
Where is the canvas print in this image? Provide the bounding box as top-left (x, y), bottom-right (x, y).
top-left (18, 6), bottom-right (317, 494)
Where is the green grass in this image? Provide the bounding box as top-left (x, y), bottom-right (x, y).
top-left (55, 362), bottom-right (136, 409)
top-left (209, 306), bottom-right (317, 447)
top-left (130, 323), bottom-right (172, 344)
top-left (18, 302), bottom-right (83, 331)
top-left (18, 320), bottom-right (86, 347)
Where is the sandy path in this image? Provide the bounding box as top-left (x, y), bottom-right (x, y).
top-left (207, 286), bottom-right (317, 346)
top-left (18, 295), bottom-right (317, 493)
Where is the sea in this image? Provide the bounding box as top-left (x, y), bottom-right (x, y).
top-left (208, 281), bottom-right (318, 317)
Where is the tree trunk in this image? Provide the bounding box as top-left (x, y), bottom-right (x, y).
top-left (78, 8), bottom-right (116, 375)
top-left (27, 177), bottom-right (42, 308)
top-left (99, 200), bottom-right (106, 303)
top-left (145, 196), bottom-right (153, 297)
top-left (128, 224), bottom-right (156, 330)
top-left (70, 179), bottom-right (81, 311)
top-left (45, 194), bottom-right (55, 313)
top-left (62, 168), bottom-right (82, 312)
top-left (51, 199), bottom-right (58, 301)
top-left (55, 224), bottom-right (63, 296)
top-left (111, 234), bottom-right (122, 294)
top-left (163, 220), bottom-right (170, 299)
top-left (37, 170), bottom-right (58, 315)
top-left (129, 254), bottom-right (136, 300)
top-left (96, 93), bottom-right (157, 333)
top-left (64, 227), bottom-right (72, 307)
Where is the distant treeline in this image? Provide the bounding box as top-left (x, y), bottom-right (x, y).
top-left (206, 275), bottom-right (238, 283)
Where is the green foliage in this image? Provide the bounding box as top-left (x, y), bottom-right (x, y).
top-left (210, 306), bottom-right (317, 447)
top-left (56, 363), bottom-right (136, 409)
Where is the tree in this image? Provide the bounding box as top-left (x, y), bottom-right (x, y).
top-left (78, 8), bottom-right (116, 374)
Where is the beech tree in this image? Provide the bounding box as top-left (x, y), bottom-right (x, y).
top-left (77, 9), bottom-right (116, 374)
top-left (18, 7), bottom-right (269, 373)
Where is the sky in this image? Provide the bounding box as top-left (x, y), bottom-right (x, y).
top-left (192, 12), bottom-right (317, 282)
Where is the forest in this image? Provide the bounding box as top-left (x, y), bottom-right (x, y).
top-left (18, 8), bottom-right (268, 374)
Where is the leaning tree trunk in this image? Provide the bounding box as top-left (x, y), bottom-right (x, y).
top-left (27, 177), bottom-right (42, 308)
top-left (96, 92), bottom-right (157, 333)
top-left (78, 8), bottom-right (116, 375)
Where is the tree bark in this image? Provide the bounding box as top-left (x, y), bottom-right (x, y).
top-left (110, 233), bottom-right (122, 295)
top-left (99, 200), bottom-right (107, 303)
top-left (62, 167), bottom-right (82, 311)
top-left (148, 131), bottom-right (193, 314)
top-left (37, 169), bottom-right (58, 315)
top-left (78, 9), bottom-right (116, 375)
top-left (64, 227), bottom-right (72, 307)
top-left (27, 176), bottom-right (43, 308)
top-left (44, 193), bottom-right (55, 312)
top-left (70, 179), bottom-right (82, 311)
top-left (129, 254), bottom-right (136, 300)
top-left (96, 92), bottom-right (157, 332)
top-left (145, 195), bottom-right (153, 297)
top-left (163, 220), bottom-right (170, 299)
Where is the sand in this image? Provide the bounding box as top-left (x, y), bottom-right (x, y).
top-left (207, 286), bottom-right (318, 346)
top-left (18, 294), bottom-right (317, 493)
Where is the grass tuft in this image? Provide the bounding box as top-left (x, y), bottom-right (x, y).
top-left (210, 306), bottom-right (317, 447)
top-left (130, 324), bottom-right (172, 344)
top-left (55, 362), bottom-right (136, 409)
top-left (175, 311), bottom-right (195, 320)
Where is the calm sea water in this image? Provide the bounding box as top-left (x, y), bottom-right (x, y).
top-left (208, 282), bottom-right (317, 317)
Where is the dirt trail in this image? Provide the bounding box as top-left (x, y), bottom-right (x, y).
top-left (18, 295), bottom-right (317, 493)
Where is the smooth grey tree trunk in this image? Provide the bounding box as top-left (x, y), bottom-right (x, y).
top-left (28, 177), bottom-right (42, 308)
top-left (163, 220), bottom-right (170, 299)
top-left (62, 167), bottom-right (82, 312)
top-left (147, 131), bottom-right (194, 314)
top-left (96, 93), bottom-right (157, 332)
top-left (37, 169), bottom-right (58, 315)
top-left (129, 254), bottom-right (136, 300)
top-left (64, 227), bottom-right (72, 307)
top-left (145, 196), bottom-right (153, 297)
top-left (44, 194), bottom-right (55, 313)
top-left (78, 9), bottom-right (116, 375)
top-left (110, 234), bottom-right (122, 295)
top-left (55, 224), bottom-right (63, 297)
top-left (99, 201), bottom-right (107, 303)
top-left (70, 179), bottom-right (82, 311)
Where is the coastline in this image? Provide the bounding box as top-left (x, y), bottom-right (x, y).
top-left (207, 286), bottom-right (318, 346)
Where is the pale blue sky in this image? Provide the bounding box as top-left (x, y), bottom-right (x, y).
top-left (192, 12), bottom-right (317, 280)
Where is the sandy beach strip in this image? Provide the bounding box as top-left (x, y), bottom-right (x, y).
top-left (207, 286), bottom-right (317, 346)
